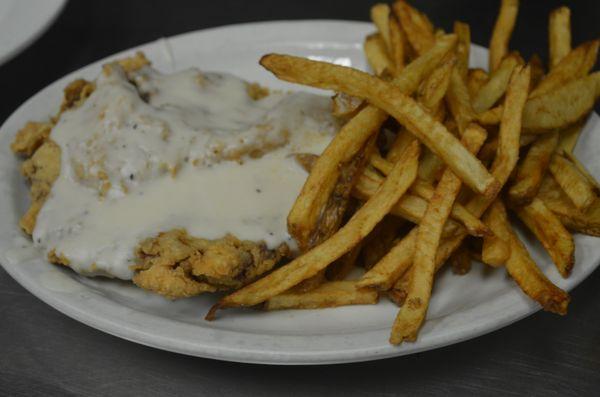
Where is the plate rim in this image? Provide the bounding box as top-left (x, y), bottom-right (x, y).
top-left (0, 0), bottom-right (67, 66)
top-left (1, 19), bottom-right (599, 365)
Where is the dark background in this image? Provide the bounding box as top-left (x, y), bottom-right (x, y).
top-left (1, 1), bottom-right (599, 396)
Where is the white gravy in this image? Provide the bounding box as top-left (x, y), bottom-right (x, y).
top-left (32, 62), bottom-right (338, 279)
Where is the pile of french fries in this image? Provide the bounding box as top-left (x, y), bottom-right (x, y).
top-left (207, 0), bottom-right (600, 345)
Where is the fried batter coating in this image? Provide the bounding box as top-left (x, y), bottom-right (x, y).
top-left (19, 140), bottom-right (61, 234)
top-left (133, 230), bottom-right (289, 298)
top-left (59, 79), bottom-right (96, 113)
top-left (10, 122), bottom-right (53, 157)
top-left (133, 264), bottom-right (217, 299)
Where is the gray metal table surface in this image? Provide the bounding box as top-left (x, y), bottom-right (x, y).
top-left (1, 1), bottom-right (599, 396)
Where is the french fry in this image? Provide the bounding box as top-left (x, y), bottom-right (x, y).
top-left (467, 68), bottom-right (489, 99)
top-left (530, 40), bottom-right (599, 99)
top-left (483, 201), bottom-right (569, 314)
top-left (539, 176), bottom-right (600, 237)
top-left (417, 149), bottom-right (444, 182)
top-left (264, 281), bottom-right (379, 310)
top-left (288, 106), bottom-right (387, 252)
top-left (522, 72), bottom-right (600, 133)
top-left (557, 121), bottom-right (584, 154)
top-left (489, 0), bottom-right (519, 72)
top-left (371, 3), bottom-right (392, 50)
top-left (390, 123), bottom-right (486, 344)
top-left (393, 0), bottom-right (435, 56)
top-left (513, 198), bottom-right (574, 278)
top-left (388, 13), bottom-right (406, 70)
top-left (369, 153), bottom-right (490, 237)
top-left (481, 215), bottom-right (510, 267)
top-left (206, 141), bottom-right (420, 315)
top-left (287, 34), bottom-right (457, 249)
top-left (562, 150), bottom-right (600, 193)
top-left (305, 136), bottom-right (376, 251)
top-left (458, 67), bottom-right (531, 270)
top-left (508, 131), bottom-right (559, 205)
top-left (446, 67), bottom-right (476, 134)
top-left (549, 152), bottom-right (597, 212)
top-left (529, 54), bottom-right (545, 89)
top-left (454, 21), bottom-right (470, 80)
top-left (260, 52), bottom-right (500, 197)
top-left (364, 33), bottom-right (395, 77)
top-left (476, 66), bottom-right (530, 191)
top-left (417, 55), bottom-right (455, 112)
top-left (386, 128), bottom-right (415, 162)
top-left (476, 105), bottom-right (503, 125)
top-left (472, 53), bottom-right (521, 113)
top-left (355, 165), bottom-right (488, 237)
top-left (549, 6), bottom-right (572, 69)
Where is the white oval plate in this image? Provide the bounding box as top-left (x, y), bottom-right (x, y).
top-left (0, 0), bottom-right (66, 65)
top-left (1, 21), bottom-right (599, 365)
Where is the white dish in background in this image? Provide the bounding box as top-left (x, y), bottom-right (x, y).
top-left (1, 21), bottom-right (599, 365)
top-left (0, 0), bottom-right (66, 65)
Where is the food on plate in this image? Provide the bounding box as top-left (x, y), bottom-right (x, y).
top-left (12, 0), bottom-right (600, 346)
top-left (208, 0), bottom-right (598, 344)
top-left (13, 51), bottom-right (340, 288)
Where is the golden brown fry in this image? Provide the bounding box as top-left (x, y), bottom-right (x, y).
top-left (522, 72), bottom-right (600, 132)
top-left (562, 150), bottom-right (600, 193)
top-left (484, 200), bottom-right (569, 314)
top-left (386, 128), bottom-right (415, 162)
top-left (417, 55), bottom-right (455, 112)
top-left (288, 106), bottom-right (387, 253)
top-left (305, 136), bottom-right (376, 251)
top-left (331, 93), bottom-right (363, 118)
top-left (539, 176), bottom-right (600, 237)
top-left (287, 34), bottom-right (458, 247)
top-left (260, 52), bottom-right (500, 198)
top-left (264, 281), bottom-right (378, 310)
top-left (207, 142), bottom-right (420, 315)
top-left (454, 66), bottom-right (531, 269)
top-left (530, 40), bottom-right (599, 99)
top-left (549, 6), bottom-right (572, 69)
top-left (481, 216), bottom-right (510, 267)
top-left (393, 0), bottom-right (435, 56)
top-left (549, 152), bottom-right (597, 212)
top-left (472, 53), bottom-right (520, 113)
top-left (390, 123), bottom-right (486, 344)
top-left (454, 21), bottom-right (470, 80)
top-left (389, 13), bottom-right (406, 71)
top-left (557, 121), bottom-right (584, 154)
top-left (508, 131), bottom-right (559, 205)
top-left (446, 67), bottom-right (476, 134)
top-left (364, 33), bottom-right (395, 77)
top-left (467, 68), bottom-right (489, 98)
top-left (371, 3), bottom-right (392, 50)
top-left (488, 66), bottom-right (530, 185)
top-left (529, 54), bottom-right (545, 89)
top-left (476, 105), bottom-right (503, 125)
top-left (489, 0), bottom-right (519, 72)
top-left (368, 154), bottom-right (490, 237)
top-left (513, 198), bottom-right (574, 278)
